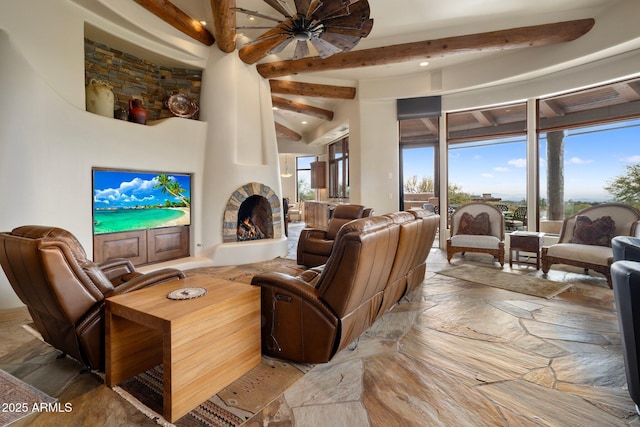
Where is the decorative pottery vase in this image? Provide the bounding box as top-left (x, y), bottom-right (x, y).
top-left (85, 79), bottom-right (114, 118)
top-left (128, 98), bottom-right (148, 125)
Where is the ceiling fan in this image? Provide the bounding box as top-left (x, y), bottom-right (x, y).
top-left (236, 0), bottom-right (374, 64)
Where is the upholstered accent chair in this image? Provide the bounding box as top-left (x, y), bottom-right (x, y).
top-left (0, 225), bottom-right (185, 371)
top-left (296, 204), bottom-right (365, 267)
top-left (542, 203), bottom-right (640, 288)
top-left (446, 202), bottom-right (505, 267)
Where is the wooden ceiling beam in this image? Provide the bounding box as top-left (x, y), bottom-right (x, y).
top-left (257, 19), bottom-right (595, 78)
top-left (132, 0), bottom-right (215, 46)
top-left (275, 122), bottom-right (302, 141)
top-left (270, 80), bottom-right (356, 99)
top-left (272, 96), bottom-right (334, 120)
top-left (210, 0), bottom-right (236, 53)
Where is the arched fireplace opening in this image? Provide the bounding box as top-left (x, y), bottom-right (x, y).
top-left (237, 195), bottom-right (273, 241)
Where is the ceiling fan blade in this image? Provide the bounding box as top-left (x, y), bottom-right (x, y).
top-left (321, 0), bottom-right (370, 26)
top-left (310, 36), bottom-right (342, 58)
top-left (239, 28), bottom-right (292, 64)
top-left (313, 0), bottom-right (360, 21)
top-left (269, 37), bottom-right (294, 55)
top-left (323, 18), bottom-right (373, 38)
top-left (319, 32), bottom-right (362, 52)
top-left (263, 0), bottom-right (292, 17)
top-left (294, 0), bottom-right (312, 16)
top-left (306, 0), bottom-right (323, 20)
top-left (293, 40), bottom-right (310, 59)
top-left (232, 7), bottom-right (281, 23)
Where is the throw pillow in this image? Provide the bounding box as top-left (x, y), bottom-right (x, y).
top-left (458, 212), bottom-right (491, 235)
top-left (569, 215), bottom-right (616, 247)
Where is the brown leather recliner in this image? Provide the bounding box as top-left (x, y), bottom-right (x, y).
top-left (252, 215), bottom-right (400, 364)
top-left (377, 209), bottom-right (439, 317)
top-left (297, 204), bottom-right (365, 267)
top-left (0, 225), bottom-right (185, 371)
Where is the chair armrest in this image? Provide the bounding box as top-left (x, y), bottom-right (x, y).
top-left (98, 258), bottom-right (136, 282)
top-left (251, 272), bottom-right (333, 315)
top-left (299, 228), bottom-right (328, 241)
top-left (251, 271), bottom-right (339, 363)
top-left (108, 268), bottom-right (185, 296)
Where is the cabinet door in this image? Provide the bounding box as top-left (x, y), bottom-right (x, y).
top-left (310, 161), bottom-right (326, 189)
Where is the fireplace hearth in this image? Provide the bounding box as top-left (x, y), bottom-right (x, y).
top-left (223, 182), bottom-right (283, 243)
top-left (237, 194), bottom-right (271, 241)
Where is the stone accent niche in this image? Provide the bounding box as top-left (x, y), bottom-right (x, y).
top-left (223, 183), bottom-right (283, 243)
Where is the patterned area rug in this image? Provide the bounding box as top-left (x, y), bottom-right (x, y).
top-left (116, 358), bottom-right (306, 427)
top-left (0, 369), bottom-right (57, 426)
top-left (438, 265), bottom-right (572, 298)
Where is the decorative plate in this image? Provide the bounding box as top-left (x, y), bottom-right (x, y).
top-left (167, 94), bottom-right (199, 118)
top-left (167, 287), bottom-right (207, 300)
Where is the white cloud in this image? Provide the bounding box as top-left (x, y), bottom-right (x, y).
top-left (508, 158), bottom-right (526, 168)
top-left (566, 157), bottom-right (593, 165)
top-left (493, 167), bottom-right (509, 172)
top-left (481, 173), bottom-right (494, 178)
top-left (622, 155), bottom-right (640, 163)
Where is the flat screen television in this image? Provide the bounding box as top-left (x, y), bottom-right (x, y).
top-left (92, 168), bottom-right (192, 235)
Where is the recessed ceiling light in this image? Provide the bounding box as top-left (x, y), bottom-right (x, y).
top-left (420, 61), bottom-right (429, 67)
top-left (272, 107), bottom-right (279, 110)
top-left (200, 20), bottom-right (207, 26)
top-left (249, 16), bottom-right (255, 21)
top-left (302, 121), bottom-right (308, 125)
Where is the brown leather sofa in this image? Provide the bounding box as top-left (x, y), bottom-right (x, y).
top-left (251, 209), bottom-right (439, 364)
top-left (296, 204), bottom-right (365, 267)
top-left (0, 225), bottom-right (185, 371)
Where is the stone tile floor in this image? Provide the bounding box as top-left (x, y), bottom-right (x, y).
top-left (1, 228), bottom-right (639, 426)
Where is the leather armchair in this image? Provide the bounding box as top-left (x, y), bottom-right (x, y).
top-left (611, 236), bottom-right (640, 414)
top-left (297, 204), bottom-right (365, 267)
top-left (0, 225), bottom-right (185, 371)
top-left (253, 215), bottom-right (400, 364)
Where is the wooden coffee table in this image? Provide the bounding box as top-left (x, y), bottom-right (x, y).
top-left (105, 275), bottom-right (261, 422)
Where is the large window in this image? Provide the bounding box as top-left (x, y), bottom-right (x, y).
top-left (329, 137), bottom-right (349, 199)
top-left (538, 78), bottom-right (640, 224)
top-left (296, 156), bottom-right (315, 201)
top-left (447, 102), bottom-right (528, 224)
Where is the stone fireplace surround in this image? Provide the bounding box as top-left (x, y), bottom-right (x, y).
top-left (223, 182), bottom-right (283, 243)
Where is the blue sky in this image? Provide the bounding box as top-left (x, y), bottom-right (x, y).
top-left (93, 170), bottom-right (191, 208)
top-left (402, 119), bottom-right (640, 202)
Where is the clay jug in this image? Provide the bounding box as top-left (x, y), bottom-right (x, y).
top-left (128, 98), bottom-right (148, 125)
top-left (85, 79), bottom-right (114, 118)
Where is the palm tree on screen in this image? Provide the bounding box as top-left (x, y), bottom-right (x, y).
top-left (153, 174), bottom-right (190, 207)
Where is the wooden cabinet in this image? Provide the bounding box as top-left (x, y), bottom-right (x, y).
top-left (94, 226), bottom-right (190, 266)
top-left (310, 161), bottom-right (326, 189)
top-left (304, 201), bottom-right (331, 230)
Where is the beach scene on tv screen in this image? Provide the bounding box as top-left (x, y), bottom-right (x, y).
top-left (93, 169), bottom-right (191, 234)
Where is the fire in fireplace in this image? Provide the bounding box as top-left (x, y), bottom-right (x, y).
top-left (237, 195), bottom-right (273, 241)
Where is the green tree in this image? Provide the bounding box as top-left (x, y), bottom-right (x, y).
top-left (153, 174), bottom-right (190, 207)
top-left (604, 163), bottom-right (640, 208)
top-left (297, 176), bottom-right (315, 201)
top-left (403, 175), bottom-right (434, 193)
top-left (448, 183), bottom-right (472, 205)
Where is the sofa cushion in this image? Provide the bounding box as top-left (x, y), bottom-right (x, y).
top-left (450, 234), bottom-right (501, 249)
top-left (570, 215), bottom-right (616, 247)
top-left (459, 212), bottom-right (491, 235)
top-left (546, 242), bottom-right (612, 266)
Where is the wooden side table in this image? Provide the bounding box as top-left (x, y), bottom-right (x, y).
top-left (509, 231), bottom-right (545, 269)
top-left (105, 275), bottom-right (260, 422)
